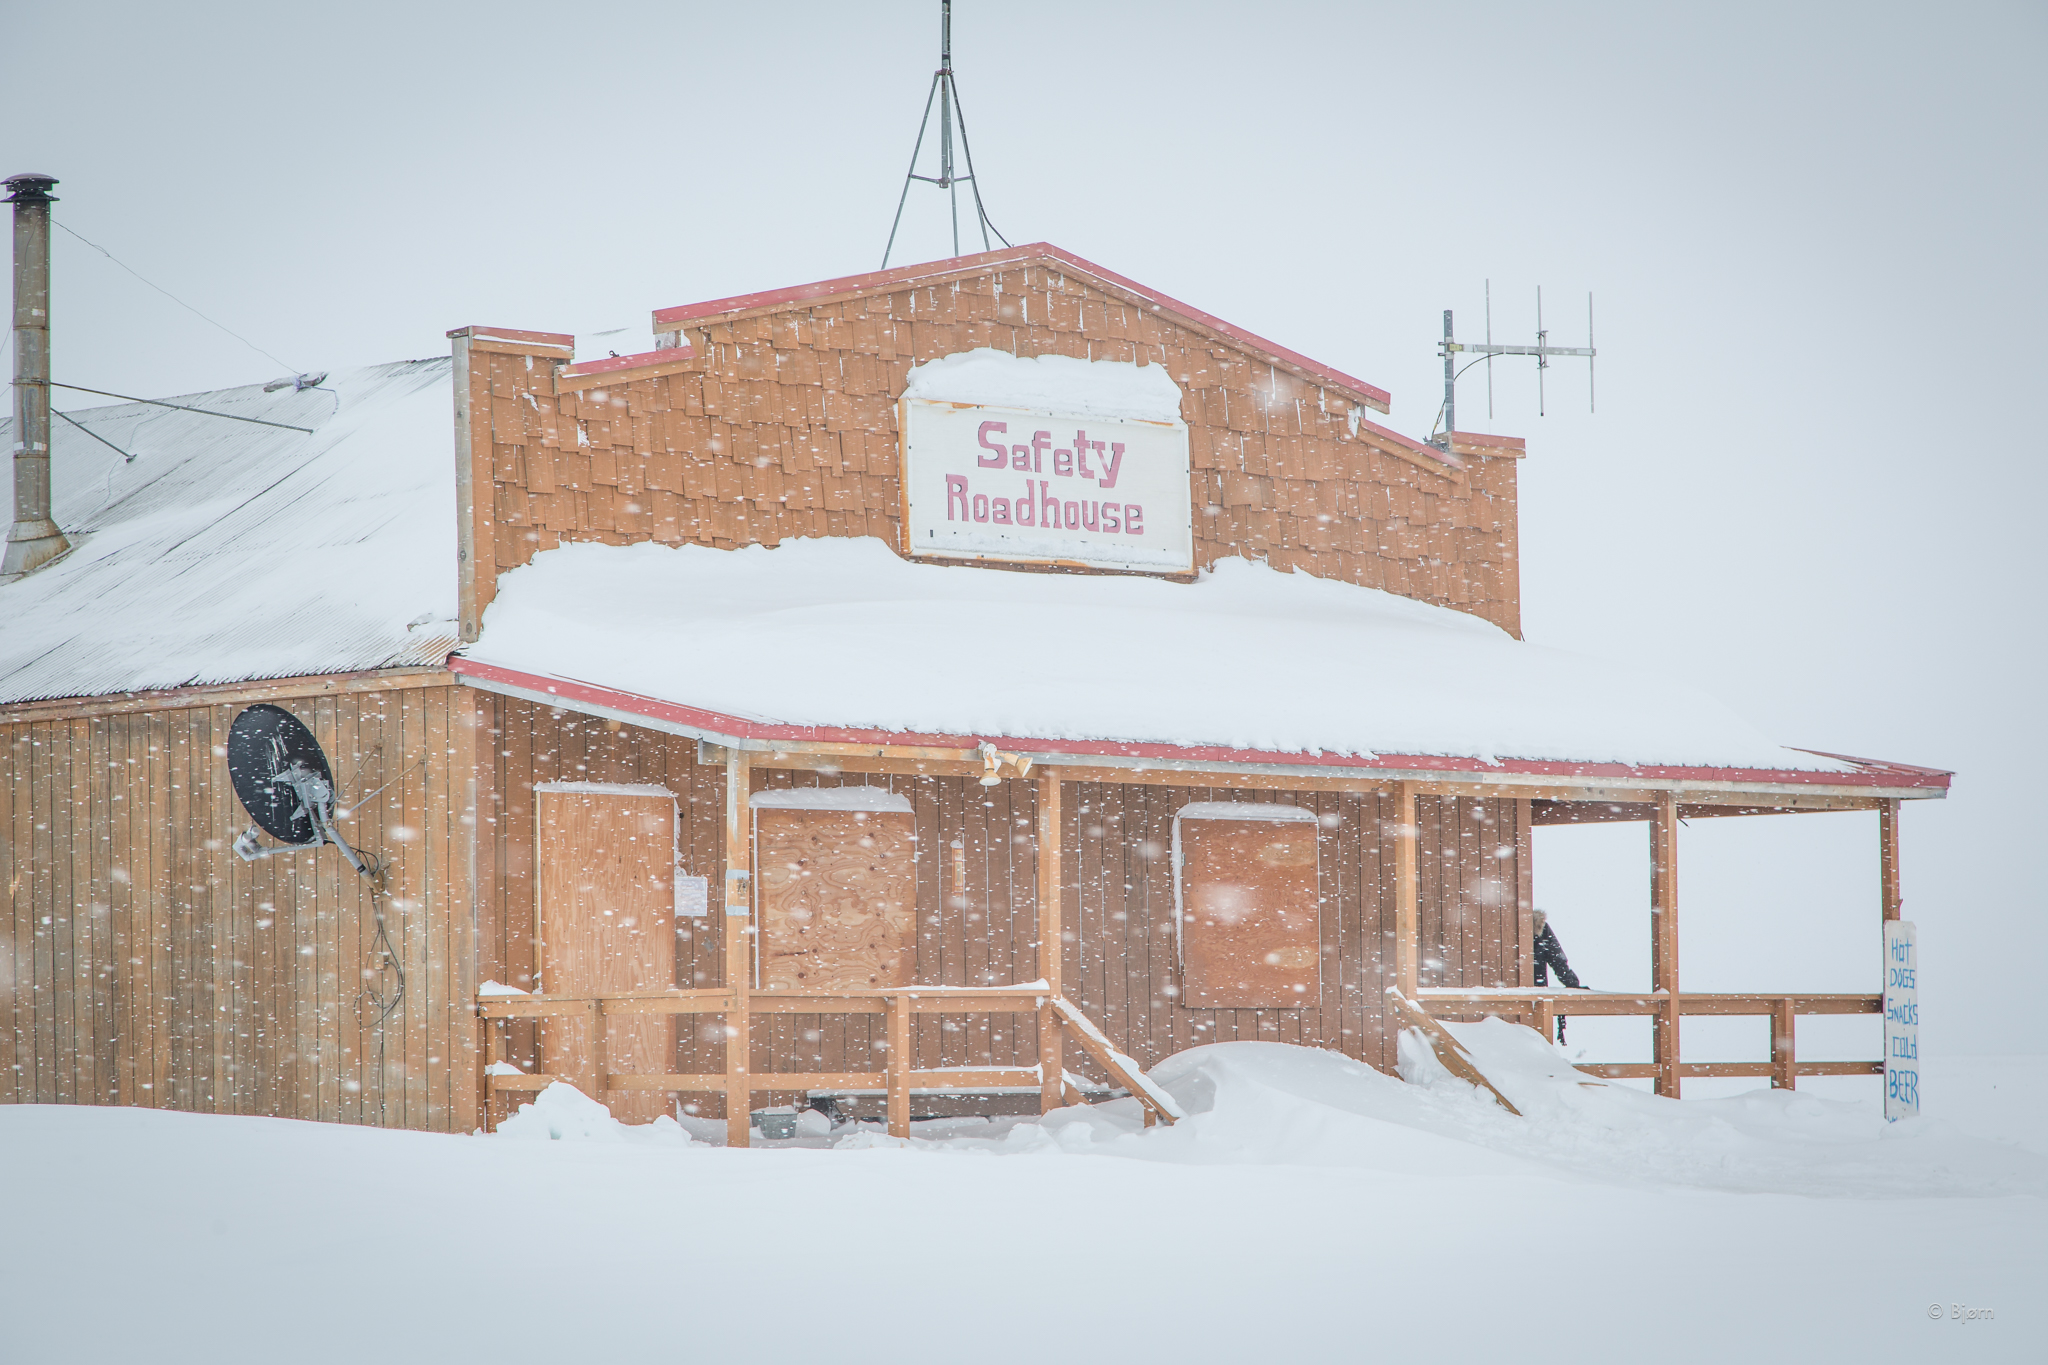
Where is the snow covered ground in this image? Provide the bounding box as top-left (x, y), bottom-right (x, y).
top-left (3, 1034), bottom-right (2039, 1364)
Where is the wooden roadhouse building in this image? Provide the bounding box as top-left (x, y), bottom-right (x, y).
top-left (0, 243), bottom-right (1950, 1143)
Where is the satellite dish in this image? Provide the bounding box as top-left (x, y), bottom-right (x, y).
top-left (227, 703), bottom-right (372, 875)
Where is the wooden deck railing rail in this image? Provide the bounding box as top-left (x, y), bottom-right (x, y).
top-left (477, 984), bottom-right (1181, 1138)
top-left (1416, 988), bottom-right (1883, 1094)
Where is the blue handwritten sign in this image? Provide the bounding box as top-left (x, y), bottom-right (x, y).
top-left (1884, 920), bottom-right (1919, 1121)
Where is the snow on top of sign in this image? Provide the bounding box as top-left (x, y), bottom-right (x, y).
top-left (465, 536), bottom-right (1855, 774)
top-left (0, 360), bottom-right (457, 705)
top-left (903, 347), bottom-right (1185, 423)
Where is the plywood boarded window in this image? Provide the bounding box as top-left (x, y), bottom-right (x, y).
top-left (754, 787), bottom-right (918, 991)
top-left (1175, 802), bottom-right (1320, 1009)
top-left (535, 781), bottom-right (682, 1123)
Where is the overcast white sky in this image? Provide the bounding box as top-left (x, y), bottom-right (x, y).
top-left (5, 2), bottom-right (2043, 1059)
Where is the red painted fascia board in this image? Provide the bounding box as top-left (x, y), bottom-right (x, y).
top-left (1030, 244), bottom-right (1394, 413)
top-left (650, 242), bottom-right (1398, 416)
top-left (559, 343), bottom-right (696, 379)
top-left (1789, 749), bottom-right (1955, 781)
top-left (447, 324), bottom-right (576, 347)
top-left (1359, 412), bottom-right (1462, 468)
top-left (448, 657), bottom-right (1950, 792)
top-left (652, 245), bottom-right (1046, 328)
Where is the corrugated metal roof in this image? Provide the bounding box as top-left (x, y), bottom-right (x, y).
top-left (0, 359), bottom-right (457, 705)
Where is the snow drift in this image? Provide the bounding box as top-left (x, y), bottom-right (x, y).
top-left (496, 1029), bottom-right (2044, 1201)
top-left (5, 1044), bottom-right (2041, 1365)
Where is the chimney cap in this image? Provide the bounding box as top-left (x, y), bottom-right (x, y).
top-left (4, 174), bottom-right (58, 203)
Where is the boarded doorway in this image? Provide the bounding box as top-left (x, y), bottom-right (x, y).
top-left (1174, 802), bottom-right (1321, 1009)
top-left (753, 787), bottom-right (917, 990)
top-left (537, 781), bottom-right (682, 1123)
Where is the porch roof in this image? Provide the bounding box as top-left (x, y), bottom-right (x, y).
top-left (455, 536), bottom-right (1949, 795)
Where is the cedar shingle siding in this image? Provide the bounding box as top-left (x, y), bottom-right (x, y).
top-left (468, 261), bottom-right (1523, 638)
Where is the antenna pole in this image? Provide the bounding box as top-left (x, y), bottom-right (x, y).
top-left (881, 73), bottom-right (942, 269)
top-left (1536, 285), bottom-right (1546, 418)
top-left (1485, 279), bottom-right (1494, 421)
top-left (1441, 310), bottom-right (1456, 451)
top-left (939, 1), bottom-right (958, 258)
top-left (881, 0), bottom-right (1009, 269)
top-left (1588, 292), bottom-right (1596, 413)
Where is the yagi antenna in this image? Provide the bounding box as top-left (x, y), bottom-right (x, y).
top-left (1431, 282), bottom-right (1596, 456)
top-left (881, 0), bottom-right (1009, 268)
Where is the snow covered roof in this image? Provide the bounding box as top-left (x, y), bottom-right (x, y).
top-left (0, 360), bottom-right (458, 706)
top-left (457, 536), bottom-right (1912, 782)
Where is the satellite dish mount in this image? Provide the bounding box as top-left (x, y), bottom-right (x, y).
top-left (228, 703), bottom-right (375, 875)
top-left (226, 704), bottom-right (405, 1047)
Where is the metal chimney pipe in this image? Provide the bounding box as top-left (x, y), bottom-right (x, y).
top-left (1, 172), bottom-right (68, 583)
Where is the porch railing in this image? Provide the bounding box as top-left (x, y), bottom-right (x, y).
top-left (476, 984), bottom-right (1181, 1138)
top-left (1416, 987), bottom-right (1883, 1095)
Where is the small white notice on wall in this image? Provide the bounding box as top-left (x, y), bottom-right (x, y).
top-left (1884, 919), bottom-right (1919, 1120)
top-left (675, 874), bottom-right (710, 919)
top-left (899, 349), bottom-right (1193, 574)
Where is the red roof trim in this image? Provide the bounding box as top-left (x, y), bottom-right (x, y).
top-left (449, 658), bottom-right (1951, 792)
top-left (1359, 413), bottom-right (1463, 469)
top-left (447, 325), bottom-right (575, 347)
top-left (651, 242), bottom-right (1397, 415)
top-left (559, 343), bottom-right (696, 379)
top-left (653, 245), bottom-right (1045, 327)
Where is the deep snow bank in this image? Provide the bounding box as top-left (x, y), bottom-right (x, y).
top-left (5, 1053), bottom-right (2043, 1364)
top-left (864, 1031), bottom-right (2046, 1198)
top-left (503, 1027), bottom-right (2046, 1201)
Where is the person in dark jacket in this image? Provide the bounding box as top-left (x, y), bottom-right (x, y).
top-left (1532, 909), bottom-right (1585, 1043)
top-left (1532, 909), bottom-right (1582, 988)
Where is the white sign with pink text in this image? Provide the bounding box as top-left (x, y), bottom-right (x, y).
top-left (897, 350), bottom-right (1193, 574)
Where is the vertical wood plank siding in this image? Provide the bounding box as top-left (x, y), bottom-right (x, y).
top-left (477, 700), bottom-right (1530, 1096)
top-left (6, 690), bottom-right (1530, 1125)
top-left (0, 684), bottom-right (477, 1130)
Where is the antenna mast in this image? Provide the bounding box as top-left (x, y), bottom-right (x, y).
top-left (881, 0), bottom-right (1009, 268)
top-left (1432, 285), bottom-right (1597, 457)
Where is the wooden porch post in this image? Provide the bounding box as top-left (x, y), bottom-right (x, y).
top-left (1650, 791), bottom-right (1680, 1097)
top-left (1770, 997), bottom-right (1797, 1090)
top-left (886, 993), bottom-right (911, 1137)
top-left (1393, 781), bottom-right (1420, 1000)
top-left (1037, 767), bottom-right (1065, 1114)
top-left (483, 1015), bottom-right (504, 1132)
top-left (1531, 998), bottom-right (1557, 1048)
top-left (1879, 798), bottom-right (1902, 922)
top-left (1514, 796), bottom-right (1536, 987)
top-left (723, 748), bottom-right (753, 1148)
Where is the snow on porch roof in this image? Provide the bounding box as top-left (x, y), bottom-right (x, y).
top-left (0, 360), bottom-right (459, 706)
top-left (456, 537), bottom-right (1945, 790)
